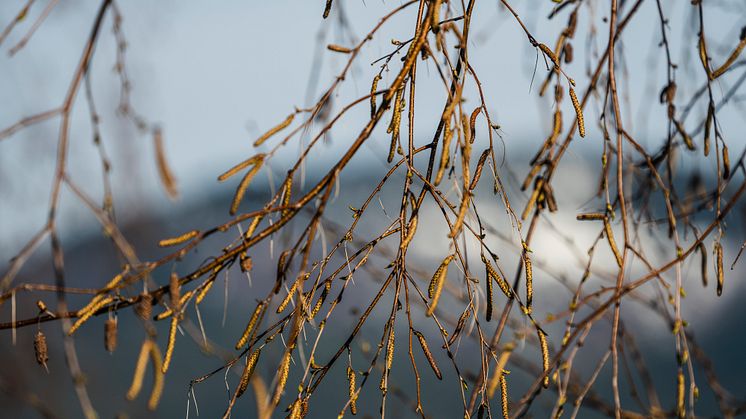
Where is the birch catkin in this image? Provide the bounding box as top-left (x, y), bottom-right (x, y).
top-left (237, 349), bottom-right (261, 398)
top-left (236, 302), bottom-right (266, 349)
top-left (569, 87), bottom-right (585, 138)
top-left (427, 254), bottom-right (454, 317)
top-left (34, 330), bottom-right (48, 371)
top-left (414, 330), bottom-right (442, 379)
top-left (253, 113), bottom-right (294, 147)
top-left (347, 366), bottom-right (358, 414)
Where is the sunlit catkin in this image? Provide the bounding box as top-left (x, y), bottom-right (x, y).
top-left (487, 343), bottom-right (515, 398)
top-left (370, 75), bottom-right (381, 118)
top-left (500, 371), bottom-right (510, 419)
top-left (158, 230), bottom-right (198, 247)
top-left (414, 330), bottom-right (442, 379)
top-left (569, 87), bottom-right (585, 137)
top-left (277, 278), bottom-right (300, 314)
top-left (272, 351), bottom-right (292, 406)
top-left (523, 243), bottom-right (534, 314)
top-left (153, 127), bottom-right (179, 200)
top-left (127, 339), bottom-right (152, 400)
top-left (148, 343), bottom-right (164, 410)
top-left (427, 254), bottom-right (454, 317)
top-left (105, 318), bottom-right (118, 353)
top-left (537, 327), bottom-right (550, 388)
top-left (161, 315), bottom-right (178, 373)
top-left (69, 295), bottom-right (113, 336)
top-left (604, 217), bottom-right (623, 268)
top-left (230, 161), bottom-right (264, 215)
top-left (237, 349), bottom-right (261, 398)
top-left (676, 370), bottom-right (685, 418)
top-left (347, 366), bottom-right (358, 415)
top-left (34, 330), bottom-right (48, 371)
top-left (217, 154), bottom-right (264, 182)
top-left (435, 116), bottom-right (452, 186)
top-left (253, 113), bottom-right (294, 147)
top-left (483, 254), bottom-right (511, 299)
top-left (236, 302), bottom-right (266, 349)
top-left (469, 149), bottom-right (490, 191)
top-left (281, 175), bottom-right (293, 217)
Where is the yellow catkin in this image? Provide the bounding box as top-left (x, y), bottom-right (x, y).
top-left (195, 276), bottom-right (216, 305)
top-left (604, 217), bottom-right (623, 268)
top-left (711, 37), bottom-right (746, 79)
top-left (161, 315), bottom-right (178, 373)
top-left (576, 212), bottom-right (606, 221)
top-left (500, 371), bottom-right (510, 419)
top-left (523, 243), bottom-right (534, 314)
top-left (431, 0), bottom-right (442, 32)
top-left (434, 116), bottom-right (452, 186)
top-left (327, 44), bottom-right (352, 53)
top-left (230, 162), bottom-right (264, 215)
top-left (217, 154), bottom-right (264, 182)
top-left (288, 399), bottom-right (304, 419)
top-left (569, 87), bottom-right (585, 138)
top-left (148, 343), bottom-right (165, 410)
top-left (399, 215), bottom-right (418, 250)
top-left (310, 282), bottom-right (330, 319)
top-left (277, 279), bottom-right (300, 314)
top-left (483, 254), bottom-right (511, 299)
top-left (698, 35), bottom-right (712, 78)
top-left (281, 175), bottom-right (293, 217)
top-left (153, 127), bottom-right (179, 200)
top-left (236, 302), bottom-right (266, 349)
top-left (105, 318), bottom-right (118, 353)
top-left (387, 85), bottom-right (405, 163)
top-left (715, 241), bottom-right (724, 296)
top-left (158, 230), bottom-right (198, 247)
top-left (537, 327), bottom-right (550, 388)
top-left (347, 366), bottom-right (358, 415)
top-left (34, 330), bottom-right (48, 371)
top-left (370, 75), bottom-right (381, 119)
top-left (487, 343), bottom-right (515, 398)
top-left (676, 370), bottom-right (685, 418)
top-left (380, 326), bottom-right (395, 391)
top-left (272, 351), bottom-right (292, 406)
top-left (427, 254), bottom-right (454, 317)
top-left (385, 327), bottom-right (395, 372)
top-left (450, 187), bottom-right (470, 238)
top-left (522, 177), bottom-right (544, 220)
top-left (126, 339), bottom-right (152, 400)
top-left (237, 349), bottom-right (261, 398)
top-left (76, 295), bottom-right (105, 319)
top-left (76, 268), bottom-right (127, 317)
top-left (253, 113), bottom-right (295, 147)
top-left (155, 290), bottom-right (194, 321)
top-left (68, 295), bottom-right (113, 335)
top-left (469, 149), bottom-right (490, 191)
top-left (244, 215), bottom-right (264, 240)
top-left (414, 330), bottom-right (442, 379)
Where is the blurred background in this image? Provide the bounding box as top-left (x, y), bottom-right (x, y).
top-left (1, 1), bottom-right (746, 417)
